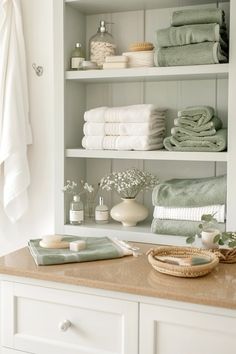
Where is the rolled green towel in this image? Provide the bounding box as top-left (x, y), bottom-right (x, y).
top-left (178, 106), bottom-right (214, 125)
top-left (156, 24), bottom-right (227, 48)
top-left (151, 218), bottom-right (226, 237)
top-left (164, 128), bottom-right (227, 152)
top-left (152, 174), bottom-right (226, 208)
top-left (171, 8), bottom-right (225, 27)
top-left (154, 42), bottom-right (228, 67)
top-left (174, 116), bottom-right (222, 133)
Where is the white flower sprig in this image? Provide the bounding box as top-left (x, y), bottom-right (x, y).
top-left (100, 168), bottom-right (159, 199)
top-left (62, 180), bottom-right (78, 194)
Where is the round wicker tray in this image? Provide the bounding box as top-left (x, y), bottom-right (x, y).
top-left (147, 246), bottom-right (219, 278)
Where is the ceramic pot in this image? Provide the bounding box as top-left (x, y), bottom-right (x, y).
top-left (110, 198), bottom-right (148, 227)
top-left (201, 228), bottom-right (220, 249)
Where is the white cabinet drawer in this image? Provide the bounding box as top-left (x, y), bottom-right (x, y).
top-left (140, 303), bottom-right (236, 354)
top-left (1, 282), bottom-right (138, 354)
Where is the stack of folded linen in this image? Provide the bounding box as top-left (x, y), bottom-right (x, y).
top-left (151, 174), bottom-right (227, 237)
top-left (103, 55), bottom-right (128, 69)
top-left (164, 106), bottom-right (227, 151)
top-left (155, 8), bottom-right (228, 66)
top-left (82, 104), bottom-right (166, 151)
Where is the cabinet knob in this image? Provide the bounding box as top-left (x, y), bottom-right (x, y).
top-left (58, 319), bottom-right (71, 332)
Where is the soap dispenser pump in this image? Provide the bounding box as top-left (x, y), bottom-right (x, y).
top-left (89, 20), bottom-right (116, 68)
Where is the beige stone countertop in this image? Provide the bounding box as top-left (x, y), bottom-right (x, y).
top-left (0, 243), bottom-right (236, 310)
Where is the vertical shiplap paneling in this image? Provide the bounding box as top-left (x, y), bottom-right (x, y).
top-left (111, 11), bottom-right (144, 54)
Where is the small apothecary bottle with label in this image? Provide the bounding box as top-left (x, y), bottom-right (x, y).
top-left (70, 42), bottom-right (85, 70)
top-left (95, 197), bottom-right (109, 224)
top-left (69, 195), bottom-right (84, 225)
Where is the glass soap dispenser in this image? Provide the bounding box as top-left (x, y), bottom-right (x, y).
top-left (69, 194), bottom-right (84, 225)
top-left (89, 20), bottom-right (116, 68)
top-left (70, 42), bottom-right (85, 70)
top-left (95, 197), bottom-right (109, 224)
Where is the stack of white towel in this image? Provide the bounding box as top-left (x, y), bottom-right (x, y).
top-left (82, 104), bottom-right (166, 151)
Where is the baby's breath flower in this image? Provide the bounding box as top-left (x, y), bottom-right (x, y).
top-left (100, 168), bottom-right (159, 199)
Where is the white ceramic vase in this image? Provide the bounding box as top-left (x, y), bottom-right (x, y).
top-left (110, 198), bottom-right (148, 227)
top-left (201, 228), bottom-right (220, 249)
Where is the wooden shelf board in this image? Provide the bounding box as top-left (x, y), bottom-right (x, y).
top-left (66, 148), bottom-right (228, 162)
top-left (66, 65), bottom-right (228, 83)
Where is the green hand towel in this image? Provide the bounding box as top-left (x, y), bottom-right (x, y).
top-left (178, 106), bottom-right (214, 124)
top-left (164, 128), bottom-right (227, 152)
top-left (152, 174), bottom-right (226, 208)
top-left (28, 236), bottom-right (129, 266)
top-left (171, 126), bottom-right (217, 137)
top-left (174, 116), bottom-right (222, 133)
top-left (151, 218), bottom-right (226, 237)
top-left (154, 42), bottom-right (228, 67)
top-left (156, 24), bottom-right (227, 48)
top-left (171, 8), bottom-right (225, 27)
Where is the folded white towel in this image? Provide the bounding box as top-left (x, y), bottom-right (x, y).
top-left (82, 134), bottom-right (164, 151)
top-left (83, 121), bottom-right (165, 136)
top-left (0, 0), bottom-right (32, 222)
top-left (84, 104), bottom-right (166, 123)
top-left (153, 204), bottom-right (225, 223)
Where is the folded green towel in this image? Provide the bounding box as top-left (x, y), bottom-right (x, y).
top-left (154, 42), bottom-right (228, 67)
top-left (174, 116), bottom-right (222, 133)
top-left (156, 24), bottom-right (227, 48)
top-left (164, 128), bottom-right (227, 152)
top-left (152, 174), bottom-right (226, 208)
top-left (178, 106), bottom-right (214, 125)
top-left (151, 218), bottom-right (226, 237)
top-left (171, 8), bottom-right (225, 27)
top-left (171, 125), bottom-right (217, 137)
top-left (28, 236), bottom-right (130, 266)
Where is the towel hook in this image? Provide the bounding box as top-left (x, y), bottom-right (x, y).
top-left (32, 63), bottom-right (43, 76)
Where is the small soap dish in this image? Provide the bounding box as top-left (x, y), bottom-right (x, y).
top-left (147, 246), bottom-right (219, 278)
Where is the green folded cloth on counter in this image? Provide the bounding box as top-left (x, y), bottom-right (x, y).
top-left (152, 174), bottom-right (226, 208)
top-left (156, 24), bottom-right (227, 49)
top-left (163, 128), bottom-right (227, 152)
top-left (174, 116), bottom-right (222, 133)
top-left (171, 8), bottom-right (225, 27)
top-left (28, 236), bottom-right (130, 266)
top-left (151, 218), bottom-right (226, 237)
top-left (154, 42), bottom-right (228, 67)
top-left (178, 106), bottom-right (214, 125)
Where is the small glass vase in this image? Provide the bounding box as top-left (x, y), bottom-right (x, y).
top-left (84, 198), bottom-right (96, 220)
top-left (110, 198), bottom-right (148, 227)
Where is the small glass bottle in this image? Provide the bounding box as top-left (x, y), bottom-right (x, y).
top-left (69, 195), bottom-right (84, 225)
top-left (70, 42), bottom-right (85, 70)
top-left (89, 20), bottom-right (116, 68)
top-left (95, 197), bottom-right (109, 224)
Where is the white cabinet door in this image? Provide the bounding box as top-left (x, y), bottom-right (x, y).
top-left (140, 303), bottom-right (236, 354)
top-left (2, 348), bottom-right (32, 354)
top-left (1, 282), bottom-right (138, 354)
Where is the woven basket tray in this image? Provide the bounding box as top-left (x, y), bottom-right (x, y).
top-left (214, 248), bottom-right (236, 264)
top-left (147, 246), bottom-right (219, 278)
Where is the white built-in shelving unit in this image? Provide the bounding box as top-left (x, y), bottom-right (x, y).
top-left (54, 0), bottom-right (236, 245)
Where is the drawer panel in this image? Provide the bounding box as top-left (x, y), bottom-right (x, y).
top-left (1, 282), bottom-right (138, 354)
top-left (2, 348), bottom-right (32, 354)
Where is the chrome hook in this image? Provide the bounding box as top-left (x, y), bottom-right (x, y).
top-left (32, 63), bottom-right (43, 76)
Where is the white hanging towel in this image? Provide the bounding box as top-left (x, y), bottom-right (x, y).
top-left (0, 0), bottom-right (32, 222)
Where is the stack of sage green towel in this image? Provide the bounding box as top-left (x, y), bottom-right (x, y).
top-left (164, 106), bottom-right (227, 151)
top-left (155, 8), bottom-right (228, 66)
top-left (151, 174), bottom-right (226, 237)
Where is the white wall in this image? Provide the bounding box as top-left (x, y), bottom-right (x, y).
top-left (0, 0), bottom-right (55, 256)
